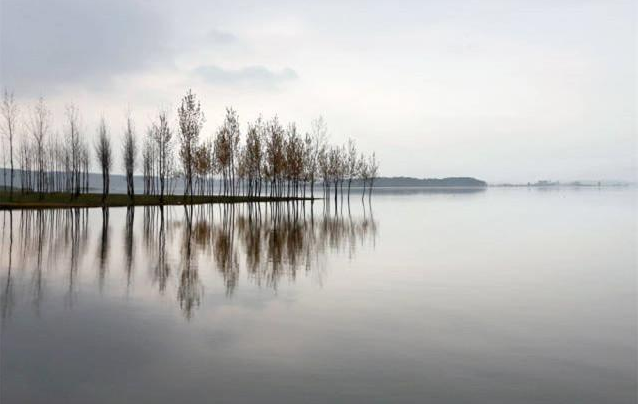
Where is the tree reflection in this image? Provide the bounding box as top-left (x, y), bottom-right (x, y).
top-left (65, 208), bottom-right (87, 307)
top-left (98, 207), bottom-right (110, 291)
top-left (124, 207), bottom-right (135, 289)
top-left (0, 208), bottom-right (90, 314)
top-left (32, 210), bottom-right (45, 313)
top-left (1, 211), bottom-right (14, 322)
top-left (0, 201), bottom-right (377, 319)
top-left (144, 206), bottom-right (172, 294)
top-left (213, 204), bottom-right (239, 295)
top-left (177, 205), bottom-right (202, 319)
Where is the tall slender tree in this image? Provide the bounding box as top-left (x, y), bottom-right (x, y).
top-left (65, 105), bottom-right (83, 197)
top-left (309, 116), bottom-right (327, 199)
top-left (29, 97), bottom-right (50, 197)
top-left (1, 90), bottom-right (19, 200)
top-left (244, 118), bottom-right (264, 197)
top-left (346, 139), bottom-right (357, 200)
top-left (214, 125), bottom-right (231, 196)
top-left (142, 129), bottom-right (155, 195)
top-left (94, 117), bottom-right (113, 203)
top-left (368, 152), bottom-right (379, 200)
top-left (177, 89), bottom-right (204, 202)
top-left (0, 94), bottom-right (380, 204)
top-left (265, 117), bottom-right (285, 197)
top-left (358, 153), bottom-right (368, 201)
top-left (153, 111), bottom-right (173, 203)
top-left (122, 113), bottom-right (137, 201)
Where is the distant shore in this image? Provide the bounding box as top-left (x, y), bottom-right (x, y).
top-left (0, 191), bottom-right (313, 209)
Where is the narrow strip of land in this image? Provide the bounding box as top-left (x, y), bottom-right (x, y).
top-left (0, 192), bottom-right (313, 209)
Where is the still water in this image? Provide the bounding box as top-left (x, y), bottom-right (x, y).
top-left (1, 188), bottom-right (636, 403)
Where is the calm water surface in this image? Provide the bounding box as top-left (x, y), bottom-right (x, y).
top-left (1, 188), bottom-right (636, 403)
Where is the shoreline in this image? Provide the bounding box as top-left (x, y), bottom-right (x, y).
top-left (0, 192), bottom-right (315, 210)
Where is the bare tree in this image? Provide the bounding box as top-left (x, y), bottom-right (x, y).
top-left (81, 139), bottom-right (90, 193)
top-left (309, 116), bottom-right (327, 199)
top-left (193, 142), bottom-right (212, 195)
top-left (48, 132), bottom-right (61, 192)
top-left (368, 152), bottom-right (379, 200)
top-left (302, 132), bottom-right (313, 197)
top-left (142, 130), bottom-right (155, 195)
top-left (358, 153), bottom-right (369, 201)
top-left (29, 97), bottom-right (50, 197)
top-left (122, 114), bottom-right (137, 201)
top-left (1, 90), bottom-right (19, 199)
top-left (177, 89), bottom-right (204, 202)
top-left (153, 111), bottom-right (173, 203)
top-left (2, 144), bottom-right (6, 188)
top-left (318, 144), bottom-right (330, 199)
top-left (328, 146), bottom-right (341, 205)
top-left (338, 144), bottom-right (347, 201)
top-left (0, 93), bottom-right (379, 205)
top-left (213, 108), bottom-right (242, 197)
top-left (266, 117), bottom-right (286, 197)
top-left (225, 108), bottom-right (240, 195)
top-left (65, 105), bottom-right (83, 197)
top-left (214, 125), bottom-right (231, 196)
top-left (18, 138), bottom-right (32, 192)
top-left (94, 117), bottom-right (113, 203)
top-left (244, 118), bottom-right (264, 197)
top-left (346, 139), bottom-right (357, 200)
top-left (284, 123), bottom-right (304, 197)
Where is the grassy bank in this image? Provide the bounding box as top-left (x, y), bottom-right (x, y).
top-left (0, 191), bottom-right (313, 209)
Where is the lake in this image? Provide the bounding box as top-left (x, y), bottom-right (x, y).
top-left (1, 188), bottom-right (636, 403)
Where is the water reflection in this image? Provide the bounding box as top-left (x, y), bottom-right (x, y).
top-left (360, 186), bottom-right (486, 195)
top-left (66, 209), bottom-right (89, 307)
top-left (124, 207), bottom-right (135, 289)
top-left (98, 208), bottom-right (110, 291)
top-left (1, 201), bottom-right (377, 320)
top-left (1, 211), bottom-right (13, 320)
top-left (178, 205), bottom-right (201, 319)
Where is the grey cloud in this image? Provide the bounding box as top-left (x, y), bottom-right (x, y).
top-left (193, 65), bottom-right (298, 87)
top-left (0, 0), bottom-right (172, 93)
top-left (205, 29), bottom-right (238, 45)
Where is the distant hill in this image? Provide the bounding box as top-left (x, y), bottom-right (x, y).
top-left (0, 169), bottom-right (487, 191)
top-left (352, 176), bottom-right (487, 187)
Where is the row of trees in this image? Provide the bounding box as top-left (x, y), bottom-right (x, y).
top-left (1, 89), bottom-right (379, 203)
top-left (0, 94), bottom-right (92, 198)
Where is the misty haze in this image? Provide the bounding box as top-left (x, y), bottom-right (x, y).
top-left (0, 1), bottom-right (636, 403)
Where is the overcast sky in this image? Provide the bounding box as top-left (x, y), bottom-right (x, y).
top-left (1, 0), bottom-right (635, 182)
